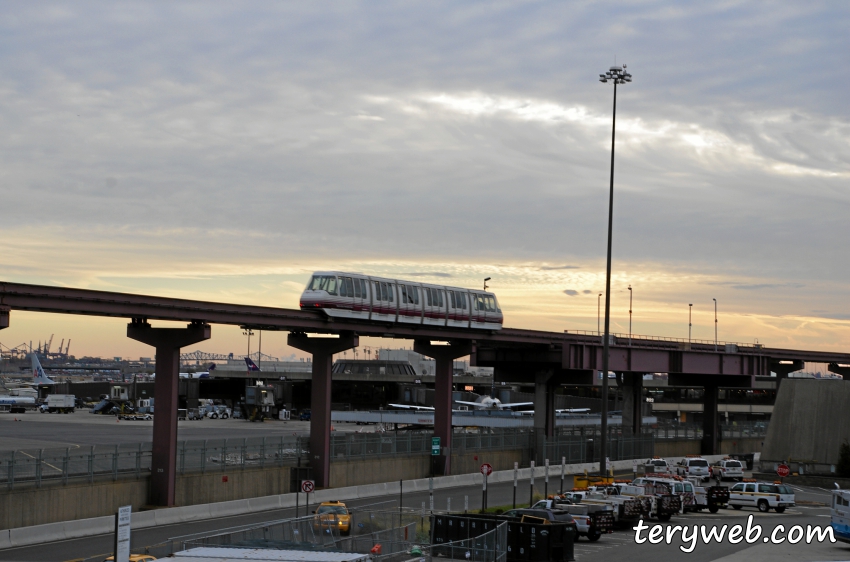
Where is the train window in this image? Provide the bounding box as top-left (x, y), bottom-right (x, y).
top-left (375, 282), bottom-right (382, 301)
top-left (339, 279), bottom-right (347, 297)
top-left (380, 282), bottom-right (388, 302)
top-left (411, 286), bottom-right (419, 305)
top-left (438, 290), bottom-right (444, 308)
top-left (457, 293), bottom-right (466, 309)
top-left (388, 284), bottom-right (394, 302)
top-left (361, 279), bottom-right (369, 298)
top-left (477, 295), bottom-right (486, 311)
top-left (400, 285), bottom-right (408, 303)
top-left (449, 291), bottom-right (456, 309)
top-left (309, 275), bottom-right (338, 294)
top-left (342, 277), bottom-right (353, 298)
top-left (353, 279), bottom-right (362, 298)
top-left (487, 296), bottom-right (496, 312)
top-left (425, 288), bottom-right (432, 307)
top-left (327, 277), bottom-right (337, 295)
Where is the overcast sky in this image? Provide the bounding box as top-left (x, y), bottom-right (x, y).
top-left (1, 2), bottom-right (849, 360)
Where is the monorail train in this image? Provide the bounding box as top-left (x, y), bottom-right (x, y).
top-left (299, 271), bottom-right (504, 330)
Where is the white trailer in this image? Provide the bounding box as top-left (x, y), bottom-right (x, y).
top-left (45, 394), bottom-right (75, 413)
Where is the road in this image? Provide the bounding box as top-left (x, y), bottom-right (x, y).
top-left (0, 477), bottom-right (847, 562)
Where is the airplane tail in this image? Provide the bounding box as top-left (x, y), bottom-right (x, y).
top-left (244, 357), bottom-right (261, 372)
top-left (31, 353), bottom-right (56, 385)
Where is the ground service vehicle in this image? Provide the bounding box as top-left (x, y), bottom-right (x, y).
top-left (206, 405), bottom-right (232, 419)
top-left (728, 480), bottom-right (795, 513)
top-left (530, 499), bottom-right (613, 541)
top-left (42, 394), bottom-right (75, 413)
top-left (644, 457), bottom-right (672, 474)
top-left (103, 555), bottom-right (156, 562)
top-left (709, 458), bottom-right (745, 481)
top-left (313, 501), bottom-right (352, 535)
top-left (676, 456), bottom-right (710, 481)
top-left (300, 271), bottom-right (504, 330)
top-left (832, 486), bottom-right (850, 543)
top-left (685, 477), bottom-right (730, 513)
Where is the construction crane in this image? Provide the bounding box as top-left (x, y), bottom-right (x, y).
top-left (45, 334), bottom-right (54, 355)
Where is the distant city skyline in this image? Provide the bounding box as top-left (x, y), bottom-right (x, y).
top-left (1, 3), bottom-right (848, 358)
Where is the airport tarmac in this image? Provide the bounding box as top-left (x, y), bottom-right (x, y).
top-left (0, 410), bottom-right (373, 451)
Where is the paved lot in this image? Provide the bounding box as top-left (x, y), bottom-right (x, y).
top-left (0, 410), bottom-right (377, 451)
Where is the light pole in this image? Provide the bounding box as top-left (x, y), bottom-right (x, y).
top-left (713, 298), bottom-right (718, 351)
top-left (688, 304), bottom-right (693, 344)
top-left (597, 293), bottom-right (602, 333)
top-left (484, 277), bottom-right (491, 291)
top-left (629, 285), bottom-right (632, 347)
top-left (598, 63), bottom-right (632, 476)
top-left (243, 328), bottom-right (254, 360)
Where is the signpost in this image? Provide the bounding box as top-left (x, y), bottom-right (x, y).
top-left (513, 462), bottom-right (518, 508)
top-left (544, 459), bottom-right (549, 499)
top-left (481, 463), bottom-right (492, 510)
top-left (777, 464), bottom-right (790, 479)
top-left (113, 505), bottom-right (131, 562)
top-left (560, 457), bottom-right (566, 494)
top-left (302, 480), bottom-right (314, 515)
top-left (529, 460), bottom-right (535, 506)
top-left (431, 437), bottom-right (441, 456)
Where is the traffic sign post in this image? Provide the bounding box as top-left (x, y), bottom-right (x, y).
top-left (480, 463), bottom-right (492, 510)
top-left (544, 459), bottom-right (549, 499)
top-left (513, 462), bottom-right (518, 508)
top-left (777, 464), bottom-right (790, 479)
top-left (529, 461), bottom-right (535, 506)
top-left (431, 437), bottom-right (441, 456)
top-left (560, 457), bottom-right (566, 494)
top-left (301, 480), bottom-right (314, 515)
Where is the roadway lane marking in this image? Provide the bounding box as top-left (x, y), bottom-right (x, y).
top-left (16, 449), bottom-right (64, 472)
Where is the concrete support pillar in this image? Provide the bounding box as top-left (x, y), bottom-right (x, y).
top-left (701, 384), bottom-right (720, 456)
top-left (288, 332), bottom-right (358, 488)
top-left (127, 319), bottom-right (211, 507)
top-left (533, 371), bottom-right (556, 464)
top-left (413, 340), bottom-right (473, 476)
top-left (0, 306), bottom-right (9, 330)
top-left (620, 373), bottom-right (643, 436)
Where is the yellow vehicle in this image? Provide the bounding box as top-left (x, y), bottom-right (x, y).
top-left (103, 555), bottom-right (156, 562)
top-left (313, 501), bottom-right (352, 535)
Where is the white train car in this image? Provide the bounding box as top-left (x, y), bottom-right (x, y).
top-left (299, 271), bottom-right (503, 330)
top-left (833, 487), bottom-right (850, 544)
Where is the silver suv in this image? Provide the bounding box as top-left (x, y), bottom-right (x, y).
top-left (676, 456), bottom-right (710, 481)
top-left (710, 458), bottom-right (744, 481)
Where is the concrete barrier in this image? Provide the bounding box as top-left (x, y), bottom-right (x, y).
top-left (0, 453), bottom-right (729, 549)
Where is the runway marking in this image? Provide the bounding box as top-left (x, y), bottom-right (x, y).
top-left (16, 449), bottom-right (63, 472)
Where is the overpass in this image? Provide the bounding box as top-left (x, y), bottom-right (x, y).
top-left (2, 281), bottom-right (849, 505)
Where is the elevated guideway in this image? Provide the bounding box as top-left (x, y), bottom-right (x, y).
top-left (2, 281), bottom-right (848, 499)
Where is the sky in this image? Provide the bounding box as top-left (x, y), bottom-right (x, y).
top-left (1, 2), bottom-right (849, 361)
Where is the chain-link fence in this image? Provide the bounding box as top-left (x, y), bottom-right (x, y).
top-left (0, 436), bottom-right (307, 490)
top-left (544, 433), bottom-right (655, 465)
top-left (429, 519), bottom-right (508, 562)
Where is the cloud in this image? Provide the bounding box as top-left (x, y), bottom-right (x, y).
top-left (403, 272), bottom-right (453, 278)
top-left (564, 290), bottom-right (579, 296)
top-left (539, 265), bottom-right (580, 271)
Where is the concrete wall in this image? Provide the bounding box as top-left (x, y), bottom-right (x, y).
top-left (762, 378), bottom-right (850, 465)
top-left (0, 466), bottom-right (292, 531)
top-left (0, 476), bottom-right (149, 531)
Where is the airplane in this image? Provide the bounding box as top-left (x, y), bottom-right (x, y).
top-left (31, 353), bottom-right (55, 385)
top-left (152, 364), bottom-right (215, 380)
top-left (388, 403), bottom-right (436, 411)
top-left (454, 396), bottom-right (534, 411)
top-left (245, 357), bottom-right (261, 372)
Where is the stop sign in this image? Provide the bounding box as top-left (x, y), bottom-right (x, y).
top-left (480, 463), bottom-right (493, 476)
top-left (777, 464), bottom-right (790, 478)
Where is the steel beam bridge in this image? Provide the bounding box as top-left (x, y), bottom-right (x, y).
top-left (2, 281), bottom-right (849, 502)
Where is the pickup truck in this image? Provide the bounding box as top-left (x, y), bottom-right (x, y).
top-left (530, 499), bottom-right (614, 541)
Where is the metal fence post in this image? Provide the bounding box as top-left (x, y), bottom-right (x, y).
top-left (88, 446), bottom-right (94, 483)
top-left (261, 437), bottom-right (266, 469)
top-left (113, 445), bottom-right (119, 481)
top-left (222, 440), bottom-right (228, 471)
top-left (242, 438), bottom-right (247, 470)
top-left (201, 440), bottom-right (207, 474)
top-left (138, 443), bottom-right (143, 479)
top-left (36, 449), bottom-right (43, 488)
top-left (63, 448), bottom-right (69, 485)
top-left (8, 452), bottom-right (15, 490)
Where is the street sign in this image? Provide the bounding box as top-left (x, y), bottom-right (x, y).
top-left (776, 464), bottom-right (790, 478)
top-left (431, 437), bottom-right (441, 456)
top-left (301, 480), bottom-right (315, 493)
top-left (114, 505), bottom-right (132, 562)
top-left (480, 463), bottom-right (493, 476)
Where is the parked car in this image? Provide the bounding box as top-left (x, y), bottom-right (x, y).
top-left (299, 409), bottom-right (312, 421)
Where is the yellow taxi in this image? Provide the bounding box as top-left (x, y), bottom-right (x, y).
top-left (103, 555), bottom-right (156, 562)
top-left (313, 501), bottom-right (352, 535)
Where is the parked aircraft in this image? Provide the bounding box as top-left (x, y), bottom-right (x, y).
top-left (30, 354), bottom-right (55, 385)
top-left (245, 358), bottom-right (261, 372)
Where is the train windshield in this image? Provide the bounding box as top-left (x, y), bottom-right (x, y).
top-left (308, 276), bottom-right (338, 294)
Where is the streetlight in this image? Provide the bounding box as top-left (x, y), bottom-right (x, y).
top-left (688, 304), bottom-right (693, 344)
top-left (598, 63), bottom-right (632, 476)
top-left (598, 293), bottom-right (602, 333)
top-left (484, 277), bottom-right (491, 291)
top-left (243, 328), bottom-right (254, 359)
top-left (627, 285), bottom-right (633, 346)
top-left (713, 298), bottom-right (718, 352)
